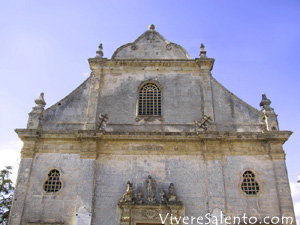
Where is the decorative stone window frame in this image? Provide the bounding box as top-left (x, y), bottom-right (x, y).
top-left (239, 169), bottom-right (262, 197)
top-left (118, 203), bottom-right (184, 225)
top-left (42, 168), bottom-right (64, 195)
top-left (135, 80), bottom-right (164, 122)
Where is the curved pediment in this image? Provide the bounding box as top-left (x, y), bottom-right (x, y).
top-left (112, 24), bottom-right (190, 59)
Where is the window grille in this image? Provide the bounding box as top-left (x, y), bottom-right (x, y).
top-left (43, 169), bottom-right (62, 193)
top-left (241, 171), bottom-right (260, 195)
top-left (138, 82), bottom-right (161, 116)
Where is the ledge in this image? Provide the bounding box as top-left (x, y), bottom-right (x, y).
top-left (15, 129), bottom-right (292, 143)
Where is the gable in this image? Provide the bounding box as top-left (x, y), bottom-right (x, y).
top-left (112, 25), bottom-right (190, 59)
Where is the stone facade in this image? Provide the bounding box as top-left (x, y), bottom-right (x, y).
top-left (9, 25), bottom-right (295, 225)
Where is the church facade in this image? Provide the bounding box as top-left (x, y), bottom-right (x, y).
top-left (9, 25), bottom-right (296, 225)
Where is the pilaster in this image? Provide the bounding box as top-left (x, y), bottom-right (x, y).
top-left (9, 157), bottom-right (35, 224)
top-left (196, 58), bottom-right (216, 130)
top-left (272, 158), bottom-right (296, 225)
top-left (204, 139), bottom-right (226, 219)
top-left (74, 158), bottom-right (96, 225)
top-left (85, 67), bottom-right (103, 130)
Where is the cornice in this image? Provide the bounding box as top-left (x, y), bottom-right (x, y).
top-left (88, 58), bottom-right (201, 70)
top-left (195, 57), bottom-right (215, 71)
top-left (15, 129), bottom-right (292, 144)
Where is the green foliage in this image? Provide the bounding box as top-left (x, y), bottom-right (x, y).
top-left (0, 166), bottom-right (14, 225)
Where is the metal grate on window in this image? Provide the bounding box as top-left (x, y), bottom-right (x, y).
top-left (138, 83), bottom-right (161, 116)
top-left (241, 171), bottom-right (260, 195)
top-left (43, 169), bottom-right (62, 193)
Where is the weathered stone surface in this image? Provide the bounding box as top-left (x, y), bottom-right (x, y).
top-left (9, 26), bottom-right (295, 225)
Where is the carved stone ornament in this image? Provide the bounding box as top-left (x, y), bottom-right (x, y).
top-left (195, 115), bottom-right (212, 133)
top-left (136, 187), bottom-right (143, 204)
top-left (146, 175), bottom-right (156, 204)
top-left (95, 43), bottom-right (104, 58)
top-left (160, 187), bottom-right (166, 203)
top-left (96, 113), bottom-right (109, 131)
top-left (118, 176), bottom-right (184, 225)
top-left (141, 209), bottom-right (160, 219)
top-left (119, 175), bottom-right (181, 205)
top-left (148, 24), bottom-right (155, 31)
top-left (131, 44), bottom-right (138, 51)
top-left (260, 93), bottom-right (273, 112)
top-left (120, 181), bottom-right (134, 203)
top-left (167, 183), bottom-right (181, 204)
top-left (166, 43), bottom-right (173, 51)
top-left (35, 92), bottom-right (46, 107)
top-left (199, 43), bottom-right (207, 58)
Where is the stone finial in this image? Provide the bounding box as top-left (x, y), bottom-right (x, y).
top-left (260, 93), bottom-right (273, 112)
top-left (96, 43), bottom-right (103, 58)
top-left (148, 24), bottom-right (155, 31)
top-left (260, 93), bottom-right (279, 131)
top-left (27, 93), bottom-right (46, 129)
top-left (34, 93), bottom-right (46, 108)
top-left (199, 43), bottom-right (207, 58)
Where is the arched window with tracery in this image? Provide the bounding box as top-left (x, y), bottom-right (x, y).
top-left (138, 82), bottom-right (161, 116)
top-left (43, 169), bottom-right (62, 193)
top-left (241, 170), bottom-right (260, 195)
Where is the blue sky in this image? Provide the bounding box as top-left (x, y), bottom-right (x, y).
top-left (1, 0), bottom-right (300, 222)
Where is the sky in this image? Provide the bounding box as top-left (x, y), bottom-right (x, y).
top-left (0, 0), bottom-right (299, 223)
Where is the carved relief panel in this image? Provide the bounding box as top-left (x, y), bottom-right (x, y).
top-left (118, 176), bottom-right (185, 225)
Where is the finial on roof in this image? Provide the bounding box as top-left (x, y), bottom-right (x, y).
top-left (199, 43), bottom-right (207, 58)
top-left (260, 93), bottom-right (279, 131)
top-left (96, 43), bottom-right (103, 58)
top-left (148, 24), bottom-right (155, 31)
top-left (260, 93), bottom-right (273, 111)
top-left (35, 92), bottom-right (46, 108)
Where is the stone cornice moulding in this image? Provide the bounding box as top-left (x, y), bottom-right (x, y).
top-left (88, 58), bottom-right (215, 71)
top-left (15, 129), bottom-right (292, 144)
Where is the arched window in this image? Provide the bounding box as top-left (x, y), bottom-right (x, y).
top-left (43, 169), bottom-right (62, 193)
top-left (138, 82), bottom-right (161, 116)
top-left (241, 170), bottom-right (260, 195)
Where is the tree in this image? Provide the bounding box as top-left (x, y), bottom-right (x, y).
top-left (0, 166), bottom-right (14, 225)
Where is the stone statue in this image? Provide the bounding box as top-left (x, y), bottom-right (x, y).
top-left (146, 175), bottom-right (156, 204)
top-left (120, 181), bottom-right (134, 203)
top-left (167, 183), bottom-right (178, 203)
top-left (147, 175), bottom-right (154, 197)
top-left (160, 188), bottom-right (166, 204)
top-left (136, 187), bottom-right (143, 204)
